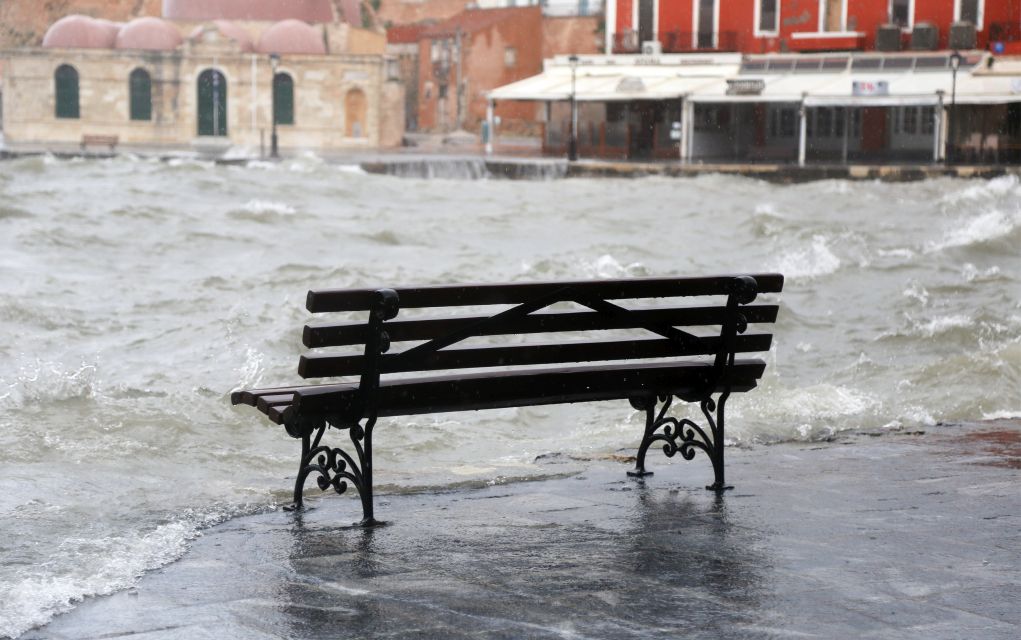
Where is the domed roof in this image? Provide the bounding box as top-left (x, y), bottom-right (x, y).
top-left (42, 15), bottom-right (120, 49)
top-left (116, 17), bottom-right (183, 51)
top-left (188, 20), bottom-right (254, 52)
top-left (256, 19), bottom-right (326, 55)
top-left (163, 0), bottom-right (335, 24)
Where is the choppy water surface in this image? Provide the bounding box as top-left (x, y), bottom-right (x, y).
top-left (1, 154), bottom-right (1019, 637)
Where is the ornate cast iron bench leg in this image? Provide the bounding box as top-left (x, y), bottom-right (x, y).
top-left (627, 392), bottom-right (734, 492)
top-left (285, 414), bottom-right (380, 526)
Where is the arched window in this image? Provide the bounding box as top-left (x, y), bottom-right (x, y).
top-left (55, 64), bottom-right (79, 119)
top-left (197, 69), bottom-right (227, 136)
top-left (129, 68), bottom-right (152, 121)
top-left (345, 88), bottom-right (366, 138)
top-left (273, 73), bottom-right (294, 125)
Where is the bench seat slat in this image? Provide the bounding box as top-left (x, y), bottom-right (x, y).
top-left (306, 274), bottom-right (785, 312)
top-left (304, 304), bottom-right (781, 348)
top-left (273, 359), bottom-right (767, 424)
top-left (298, 333), bottom-right (774, 378)
top-left (230, 382), bottom-right (354, 407)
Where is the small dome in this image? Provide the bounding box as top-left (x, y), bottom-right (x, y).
top-left (163, 0), bottom-right (335, 24)
top-left (189, 20), bottom-right (254, 52)
top-left (116, 17), bottom-right (183, 51)
top-left (43, 15), bottom-right (119, 49)
top-left (256, 19), bottom-right (325, 55)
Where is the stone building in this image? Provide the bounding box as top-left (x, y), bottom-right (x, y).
top-left (1, 0), bottom-right (404, 154)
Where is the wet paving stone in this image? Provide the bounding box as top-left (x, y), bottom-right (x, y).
top-left (28, 422), bottom-right (1021, 640)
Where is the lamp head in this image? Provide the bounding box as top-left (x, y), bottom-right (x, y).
top-left (270, 52), bottom-right (280, 72)
top-left (950, 51), bottom-right (962, 72)
top-left (568, 54), bottom-right (579, 68)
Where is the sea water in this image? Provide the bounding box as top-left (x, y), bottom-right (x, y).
top-left (1, 154), bottom-right (1019, 637)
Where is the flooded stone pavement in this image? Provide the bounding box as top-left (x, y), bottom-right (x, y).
top-left (27, 421), bottom-right (1020, 640)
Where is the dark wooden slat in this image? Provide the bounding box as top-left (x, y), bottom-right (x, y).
top-left (304, 304), bottom-right (781, 348)
top-left (298, 334), bottom-right (774, 378)
top-left (306, 274), bottom-right (785, 312)
top-left (288, 359), bottom-right (767, 419)
top-left (231, 382), bottom-right (353, 406)
top-left (255, 393), bottom-right (296, 414)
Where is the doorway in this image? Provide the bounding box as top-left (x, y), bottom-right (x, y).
top-left (197, 69), bottom-right (227, 137)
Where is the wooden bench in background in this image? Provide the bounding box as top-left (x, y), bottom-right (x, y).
top-left (80, 134), bottom-right (118, 152)
top-left (232, 274), bottom-right (784, 524)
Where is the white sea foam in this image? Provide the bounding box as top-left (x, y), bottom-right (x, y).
top-left (165, 157), bottom-right (214, 170)
top-left (742, 384), bottom-right (882, 442)
top-left (232, 346), bottom-right (266, 392)
top-left (902, 281), bottom-right (929, 306)
top-left (586, 254), bottom-right (645, 279)
top-left (0, 507), bottom-right (259, 639)
top-left (914, 314), bottom-right (974, 338)
top-left (241, 199), bottom-right (296, 216)
top-left (221, 145), bottom-right (257, 160)
top-left (981, 409), bottom-right (1021, 421)
top-left (877, 247), bottom-right (916, 261)
top-left (338, 164), bottom-right (368, 175)
top-left (961, 263), bottom-right (1002, 282)
top-left (941, 174), bottom-right (1019, 203)
top-left (770, 235), bottom-right (841, 279)
top-left (0, 361), bottom-right (97, 410)
top-left (925, 208), bottom-right (1020, 252)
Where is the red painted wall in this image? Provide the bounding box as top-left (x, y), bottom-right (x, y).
top-left (610, 0), bottom-right (1021, 53)
top-left (617, 0), bottom-right (634, 34)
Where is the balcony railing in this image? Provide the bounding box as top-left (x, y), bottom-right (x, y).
top-left (662, 30), bottom-right (740, 53)
top-left (611, 30), bottom-right (741, 54)
top-left (989, 22), bottom-right (1021, 43)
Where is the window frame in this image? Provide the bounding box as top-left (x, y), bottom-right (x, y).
top-left (129, 68), bottom-right (152, 121)
top-left (54, 64), bottom-right (80, 120)
top-left (954, 0), bottom-right (984, 30)
top-left (754, 0), bottom-right (780, 37)
top-left (889, 0), bottom-right (915, 31)
top-left (273, 72), bottom-right (295, 126)
top-left (818, 0), bottom-right (847, 33)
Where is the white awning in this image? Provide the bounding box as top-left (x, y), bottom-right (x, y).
top-left (488, 57), bottom-right (739, 102)
top-left (488, 54), bottom-right (1021, 107)
top-left (689, 71), bottom-right (1021, 107)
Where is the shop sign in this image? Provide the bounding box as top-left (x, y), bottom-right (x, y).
top-left (617, 77), bottom-right (646, 93)
top-left (726, 79), bottom-right (765, 95)
top-left (1011, 78), bottom-right (1021, 94)
top-left (852, 80), bottom-right (889, 96)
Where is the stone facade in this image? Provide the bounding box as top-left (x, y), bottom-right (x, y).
top-left (1, 10), bottom-right (403, 153)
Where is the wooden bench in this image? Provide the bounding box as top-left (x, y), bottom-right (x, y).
top-left (232, 274), bottom-right (784, 524)
top-left (80, 134), bottom-right (118, 151)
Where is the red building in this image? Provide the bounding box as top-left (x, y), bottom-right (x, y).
top-left (607, 0), bottom-right (1021, 55)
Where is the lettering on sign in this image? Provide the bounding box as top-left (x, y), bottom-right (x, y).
top-left (617, 77), bottom-right (646, 93)
top-left (726, 79), bottom-right (765, 95)
top-left (852, 80), bottom-right (890, 96)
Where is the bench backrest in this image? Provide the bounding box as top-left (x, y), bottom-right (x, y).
top-left (297, 275), bottom-right (783, 393)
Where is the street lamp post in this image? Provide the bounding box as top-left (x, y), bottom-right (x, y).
top-left (568, 55), bottom-right (579, 162)
top-left (947, 51), bottom-right (962, 165)
top-left (270, 52), bottom-right (280, 159)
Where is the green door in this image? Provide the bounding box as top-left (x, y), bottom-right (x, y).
top-left (197, 69), bottom-right (227, 136)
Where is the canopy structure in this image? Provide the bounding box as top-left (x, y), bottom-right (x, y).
top-left (489, 51), bottom-right (1021, 107)
top-left (487, 54), bottom-right (741, 103)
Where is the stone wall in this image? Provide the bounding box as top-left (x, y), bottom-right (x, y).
top-left (542, 15), bottom-right (602, 56)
